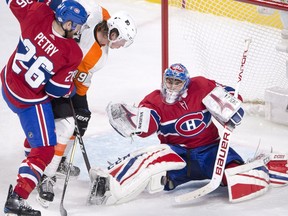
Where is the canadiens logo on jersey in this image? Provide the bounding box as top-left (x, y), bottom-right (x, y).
top-left (169, 112), bottom-right (211, 137)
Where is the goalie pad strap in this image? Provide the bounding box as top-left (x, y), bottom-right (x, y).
top-left (146, 171), bottom-right (167, 193)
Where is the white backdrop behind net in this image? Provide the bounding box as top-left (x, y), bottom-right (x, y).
top-left (167, 0), bottom-right (288, 103)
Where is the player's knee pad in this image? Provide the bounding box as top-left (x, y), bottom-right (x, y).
top-left (55, 117), bottom-right (75, 144)
top-left (267, 153), bottom-right (288, 187)
top-left (89, 145), bottom-right (186, 205)
top-left (225, 154), bottom-right (270, 203)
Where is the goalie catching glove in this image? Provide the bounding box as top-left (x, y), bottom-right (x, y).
top-left (202, 86), bottom-right (244, 127)
top-left (106, 102), bottom-right (151, 137)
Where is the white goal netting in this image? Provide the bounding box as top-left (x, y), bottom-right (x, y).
top-left (165, 0), bottom-right (288, 103)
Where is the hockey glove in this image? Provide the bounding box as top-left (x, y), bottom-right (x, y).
top-left (74, 108), bottom-right (91, 136)
top-left (106, 102), bottom-right (150, 138)
top-left (202, 86), bottom-right (244, 127)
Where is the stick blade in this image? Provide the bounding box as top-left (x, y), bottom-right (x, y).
top-left (60, 202), bottom-right (67, 216)
top-left (175, 182), bottom-right (217, 203)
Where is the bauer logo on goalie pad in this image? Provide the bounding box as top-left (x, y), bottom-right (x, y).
top-left (202, 87), bottom-right (242, 123)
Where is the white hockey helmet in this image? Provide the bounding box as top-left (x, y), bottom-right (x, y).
top-left (107, 11), bottom-right (137, 48)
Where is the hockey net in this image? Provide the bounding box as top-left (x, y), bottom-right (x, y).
top-left (154, 0), bottom-right (288, 106)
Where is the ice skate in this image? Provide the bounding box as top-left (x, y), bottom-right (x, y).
top-left (36, 175), bottom-right (56, 208)
top-left (56, 156), bottom-right (80, 179)
top-left (4, 184), bottom-right (41, 216)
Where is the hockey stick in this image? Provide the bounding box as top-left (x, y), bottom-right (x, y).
top-left (59, 99), bottom-right (92, 216)
top-left (175, 38), bottom-right (252, 203)
top-left (70, 99), bottom-right (91, 172)
top-left (60, 135), bottom-right (78, 216)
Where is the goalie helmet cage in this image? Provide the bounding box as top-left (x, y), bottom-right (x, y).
top-left (160, 0), bottom-right (288, 103)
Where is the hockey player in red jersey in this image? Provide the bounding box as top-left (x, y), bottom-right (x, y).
top-left (1, 0), bottom-right (88, 215)
top-left (87, 63), bottom-right (288, 205)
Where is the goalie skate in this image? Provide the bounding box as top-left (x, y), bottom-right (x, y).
top-left (87, 175), bottom-right (111, 205)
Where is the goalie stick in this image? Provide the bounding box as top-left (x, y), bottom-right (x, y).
top-left (175, 38), bottom-right (252, 203)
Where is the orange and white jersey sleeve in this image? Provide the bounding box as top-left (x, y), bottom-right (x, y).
top-left (74, 4), bottom-right (111, 96)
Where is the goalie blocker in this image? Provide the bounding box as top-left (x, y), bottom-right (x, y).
top-left (202, 86), bottom-right (244, 128)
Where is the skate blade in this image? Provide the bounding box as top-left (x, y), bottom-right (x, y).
top-left (36, 194), bottom-right (51, 208)
top-left (4, 207), bottom-right (17, 216)
top-left (5, 213), bottom-right (17, 216)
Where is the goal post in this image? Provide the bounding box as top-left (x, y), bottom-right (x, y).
top-left (162, 0), bottom-right (169, 74)
top-left (235, 0), bottom-right (288, 11)
top-left (151, 0), bottom-right (288, 104)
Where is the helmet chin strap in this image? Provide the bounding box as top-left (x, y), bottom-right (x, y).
top-left (61, 23), bottom-right (73, 38)
top-left (108, 40), bottom-right (113, 48)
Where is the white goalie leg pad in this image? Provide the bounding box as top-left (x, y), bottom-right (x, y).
top-left (202, 86), bottom-right (242, 124)
top-left (225, 154), bottom-right (270, 203)
top-left (267, 153), bottom-right (288, 187)
top-left (106, 102), bottom-right (151, 137)
top-left (89, 145), bottom-right (186, 205)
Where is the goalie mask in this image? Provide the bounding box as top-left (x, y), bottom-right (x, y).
top-left (107, 11), bottom-right (137, 48)
top-left (161, 63), bottom-right (190, 104)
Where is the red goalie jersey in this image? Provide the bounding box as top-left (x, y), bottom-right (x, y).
top-left (1, 0), bottom-right (82, 108)
top-left (138, 76), bottom-right (221, 149)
